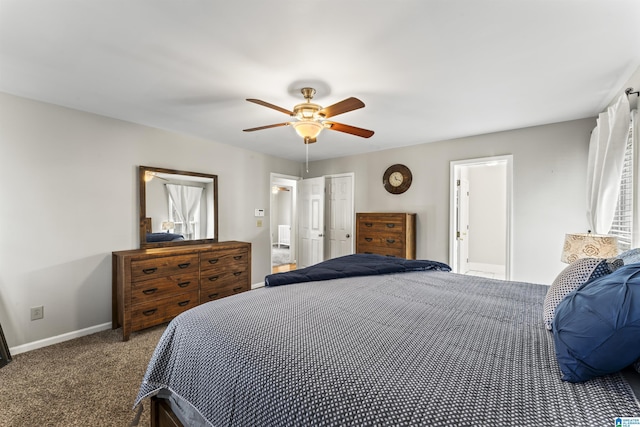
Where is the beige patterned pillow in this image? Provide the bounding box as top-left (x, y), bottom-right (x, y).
top-left (543, 258), bottom-right (612, 330)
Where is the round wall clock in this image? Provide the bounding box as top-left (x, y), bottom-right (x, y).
top-left (383, 164), bottom-right (412, 194)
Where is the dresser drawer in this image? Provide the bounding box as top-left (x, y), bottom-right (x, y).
top-left (357, 234), bottom-right (406, 248)
top-left (357, 219), bottom-right (405, 235)
top-left (131, 272), bottom-right (199, 305)
top-left (201, 278), bottom-right (250, 302)
top-left (200, 248), bottom-right (249, 273)
top-left (131, 290), bottom-right (199, 331)
top-left (131, 254), bottom-right (199, 283)
top-left (357, 244), bottom-right (404, 258)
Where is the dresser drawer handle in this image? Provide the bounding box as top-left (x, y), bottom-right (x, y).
top-left (208, 259), bottom-right (219, 264)
top-left (386, 223), bottom-right (395, 228)
top-left (364, 251), bottom-right (373, 254)
top-left (386, 254), bottom-right (396, 257)
top-left (142, 288), bottom-right (157, 295)
top-left (177, 300), bottom-right (190, 307)
top-left (233, 286), bottom-right (243, 292)
top-left (386, 239), bottom-right (396, 244)
top-left (142, 309), bottom-right (157, 316)
top-left (233, 272), bottom-right (242, 276)
top-left (208, 276), bottom-right (219, 281)
top-left (364, 222), bottom-right (373, 227)
top-left (208, 293), bottom-right (219, 299)
top-left (142, 268), bottom-right (157, 274)
top-left (178, 263), bottom-right (190, 269)
top-left (177, 282), bottom-right (190, 288)
top-left (364, 237), bottom-right (373, 242)
top-left (233, 255), bottom-right (243, 260)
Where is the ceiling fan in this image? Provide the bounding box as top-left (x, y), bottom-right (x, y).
top-left (243, 87), bottom-right (374, 144)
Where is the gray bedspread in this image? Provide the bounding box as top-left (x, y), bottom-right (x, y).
top-left (135, 271), bottom-right (640, 426)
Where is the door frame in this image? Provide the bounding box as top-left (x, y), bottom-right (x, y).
top-left (270, 173), bottom-right (300, 267)
top-left (449, 155), bottom-right (513, 280)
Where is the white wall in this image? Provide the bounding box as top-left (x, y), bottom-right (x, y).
top-left (308, 118), bottom-right (595, 285)
top-left (467, 163), bottom-right (506, 266)
top-left (0, 92), bottom-right (300, 349)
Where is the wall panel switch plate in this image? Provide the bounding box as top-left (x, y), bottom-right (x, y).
top-left (30, 306), bottom-right (44, 321)
top-left (255, 209), bottom-right (265, 217)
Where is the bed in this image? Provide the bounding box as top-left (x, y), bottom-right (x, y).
top-left (144, 217), bottom-right (185, 242)
top-left (134, 254), bottom-right (640, 426)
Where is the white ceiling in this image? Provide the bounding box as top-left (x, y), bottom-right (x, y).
top-left (1, 1), bottom-right (639, 162)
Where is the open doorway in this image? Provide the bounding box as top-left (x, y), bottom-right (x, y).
top-left (449, 155), bottom-right (513, 280)
top-left (270, 174), bottom-right (299, 274)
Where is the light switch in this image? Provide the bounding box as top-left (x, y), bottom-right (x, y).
top-left (255, 209), bottom-right (265, 217)
top-left (257, 219), bottom-right (263, 227)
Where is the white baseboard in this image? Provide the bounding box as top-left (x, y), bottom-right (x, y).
top-left (252, 281), bottom-right (265, 289)
top-left (9, 322), bottom-right (113, 355)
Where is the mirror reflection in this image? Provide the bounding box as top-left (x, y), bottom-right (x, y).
top-left (139, 166), bottom-right (218, 248)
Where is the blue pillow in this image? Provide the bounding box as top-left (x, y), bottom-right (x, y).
top-left (552, 263), bottom-right (640, 382)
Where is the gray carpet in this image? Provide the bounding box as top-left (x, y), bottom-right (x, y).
top-left (272, 246), bottom-right (291, 266)
top-left (0, 325), bottom-right (165, 426)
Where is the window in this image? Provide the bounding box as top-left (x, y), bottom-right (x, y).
top-left (609, 118), bottom-right (635, 251)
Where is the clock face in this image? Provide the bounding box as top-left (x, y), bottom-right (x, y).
top-left (389, 171), bottom-right (404, 187)
top-left (383, 164), bottom-right (412, 194)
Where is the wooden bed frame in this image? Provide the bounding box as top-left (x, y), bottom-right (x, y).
top-left (150, 396), bottom-right (183, 427)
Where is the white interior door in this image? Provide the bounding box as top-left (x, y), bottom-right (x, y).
top-left (298, 177), bottom-right (325, 268)
top-left (327, 174), bottom-right (354, 259)
top-left (456, 179), bottom-right (470, 274)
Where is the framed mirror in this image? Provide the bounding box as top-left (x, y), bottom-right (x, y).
top-left (139, 166), bottom-right (218, 248)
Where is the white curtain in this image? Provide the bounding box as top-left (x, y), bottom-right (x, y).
top-left (632, 109), bottom-right (639, 247)
top-left (166, 184), bottom-right (203, 238)
top-left (586, 94), bottom-right (631, 234)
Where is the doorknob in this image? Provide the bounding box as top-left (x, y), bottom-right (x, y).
top-left (318, 234), bottom-right (323, 237)
top-left (346, 234), bottom-right (351, 238)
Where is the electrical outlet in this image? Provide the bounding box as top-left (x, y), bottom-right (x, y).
top-left (256, 219), bottom-right (263, 227)
top-left (30, 306), bottom-right (44, 321)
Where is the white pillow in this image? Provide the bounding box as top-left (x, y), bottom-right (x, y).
top-left (543, 258), bottom-right (612, 330)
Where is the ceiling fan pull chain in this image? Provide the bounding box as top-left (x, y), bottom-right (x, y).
top-left (306, 143), bottom-right (309, 173)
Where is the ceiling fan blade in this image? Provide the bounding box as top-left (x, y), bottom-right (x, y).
top-left (246, 99), bottom-right (294, 116)
top-left (324, 121), bottom-right (374, 138)
top-left (319, 97), bottom-right (365, 118)
top-left (243, 123), bottom-right (290, 132)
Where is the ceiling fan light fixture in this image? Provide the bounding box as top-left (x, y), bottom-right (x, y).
top-left (293, 103), bottom-right (323, 120)
top-left (291, 120), bottom-right (324, 140)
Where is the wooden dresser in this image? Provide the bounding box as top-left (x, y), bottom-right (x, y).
top-left (355, 213), bottom-right (416, 259)
top-left (112, 241), bottom-right (251, 341)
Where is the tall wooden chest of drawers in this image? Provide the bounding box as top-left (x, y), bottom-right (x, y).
top-left (355, 213), bottom-right (416, 259)
top-left (112, 241), bottom-right (251, 341)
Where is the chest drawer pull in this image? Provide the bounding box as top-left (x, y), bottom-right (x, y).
top-left (386, 239), bottom-right (396, 244)
top-left (177, 282), bottom-right (190, 288)
top-left (386, 223), bottom-right (395, 228)
top-left (208, 293), bottom-right (219, 299)
top-left (177, 300), bottom-right (190, 307)
top-left (142, 309), bottom-right (157, 316)
top-left (364, 251), bottom-right (373, 254)
top-left (364, 237), bottom-right (373, 242)
top-left (208, 276), bottom-right (219, 281)
top-left (233, 271), bottom-right (242, 276)
top-left (178, 263), bottom-right (191, 269)
top-left (364, 222), bottom-right (373, 227)
top-left (142, 288), bottom-right (157, 295)
top-left (233, 255), bottom-right (243, 260)
top-left (142, 268), bottom-right (157, 274)
top-left (208, 259), bottom-right (219, 264)
top-left (233, 286), bottom-right (243, 292)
